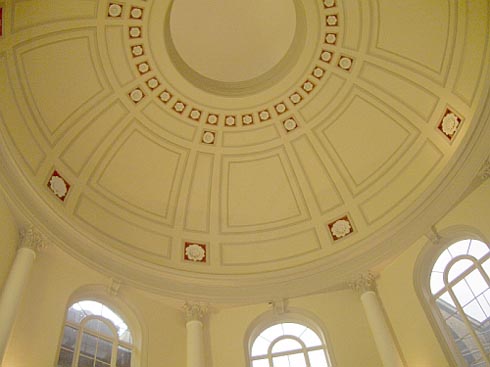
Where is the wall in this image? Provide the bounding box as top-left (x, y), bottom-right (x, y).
top-left (2, 243), bottom-right (187, 367)
top-left (0, 190), bottom-right (18, 290)
top-left (208, 291), bottom-right (382, 367)
top-left (377, 179), bottom-right (490, 367)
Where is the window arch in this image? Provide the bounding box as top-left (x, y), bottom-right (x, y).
top-left (427, 238), bottom-right (490, 366)
top-left (57, 300), bottom-right (133, 367)
top-left (247, 312), bottom-right (333, 367)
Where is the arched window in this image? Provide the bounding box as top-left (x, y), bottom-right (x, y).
top-left (57, 300), bottom-right (133, 367)
top-left (429, 238), bottom-right (490, 366)
top-left (248, 317), bottom-right (333, 367)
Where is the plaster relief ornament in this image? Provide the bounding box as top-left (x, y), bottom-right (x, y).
top-left (225, 115), bottom-right (236, 126)
top-left (202, 131), bottom-right (215, 144)
top-left (159, 90), bottom-right (172, 103)
top-left (283, 117), bottom-right (298, 132)
top-left (108, 3), bottom-right (123, 18)
top-left (242, 114), bottom-right (253, 125)
top-left (325, 33), bottom-right (337, 45)
top-left (48, 171), bottom-right (70, 201)
top-left (207, 114), bottom-right (218, 125)
top-left (184, 243), bottom-right (206, 262)
top-left (323, 0), bottom-right (336, 8)
top-left (275, 103), bottom-right (287, 114)
top-left (326, 15), bottom-right (338, 26)
top-left (441, 112), bottom-right (460, 136)
top-left (329, 217), bottom-right (353, 240)
top-left (259, 110), bottom-right (271, 121)
top-left (313, 67), bottom-right (325, 79)
top-left (129, 26), bottom-right (142, 38)
top-left (338, 56), bottom-right (353, 71)
top-left (129, 88), bottom-right (144, 103)
top-left (130, 7), bottom-right (143, 20)
top-left (131, 45), bottom-right (144, 57)
top-left (321, 50), bottom-right (333, 63)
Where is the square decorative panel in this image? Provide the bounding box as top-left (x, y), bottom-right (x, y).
top-left (438, 108), bottom-right (463, 141)
top-left (184, 242), bottom-right (207, 262)
top-left (47, 170), bottom-right (70, 201)
top-left (328, 215), bottom-right (354, 241)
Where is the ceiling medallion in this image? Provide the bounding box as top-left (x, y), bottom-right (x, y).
top-left (328, 215), bottom-right (354, 241)
top-left (47, 171), bottom-right (70, 202)
top-left (184, 242), bottom-right (207, 263)
top-left (438, 108), bottom-right (463, 141)
top-left (109, 0), bottom-right (356, 140)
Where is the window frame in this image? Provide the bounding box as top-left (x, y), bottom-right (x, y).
top-left (55, 285), bottom-right (144, 367)
top-left (245, 308), bottom-right (335, 367)
top-left (415, 227), bottom-right (490, 367)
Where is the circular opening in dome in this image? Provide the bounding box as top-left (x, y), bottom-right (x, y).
top-left (169, 0), bottom-right (296, 83)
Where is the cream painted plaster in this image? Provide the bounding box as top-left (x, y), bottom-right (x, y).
top-left (0, 191), bottom-right (17, 291)
top-left (377, 180), bottom-right (490, 367)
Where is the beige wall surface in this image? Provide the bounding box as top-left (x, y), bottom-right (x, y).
top-left (209, 291), bottom-right (382, 367)
top-left (1, 181), bottom-right (489, 367)
top-left (378, 180), bottom-right (490, 367)
top-left (0, 191), bottom-right (18, 290)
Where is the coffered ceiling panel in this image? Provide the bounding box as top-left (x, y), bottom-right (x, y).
top-left (0, 0), bottom-right (488, 302)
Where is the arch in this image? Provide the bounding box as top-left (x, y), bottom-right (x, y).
top-left (415, 226), bottom-right (490, 366)
top-left (56, 284), bottom-right (145, 367)
top-left (245, 308), bottom-right (335, 367)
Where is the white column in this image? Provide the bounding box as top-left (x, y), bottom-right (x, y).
top-left (0, 226), bottom-right (46, 364)
top-left (184, 303), bottom-right (206, 367)
top-left (350, 272), bottom-right (405, 367)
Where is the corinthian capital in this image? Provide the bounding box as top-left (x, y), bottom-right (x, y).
top-left (19, 225), bottom-right (47, 252)
top-left (184, 302), bottom-right (207, 322)
top-left (349, 271), bottom-right (377, 294)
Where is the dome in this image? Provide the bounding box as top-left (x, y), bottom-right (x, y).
top-left (0, 0), bottom-right (489, 303)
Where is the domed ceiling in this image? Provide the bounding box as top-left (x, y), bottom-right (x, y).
top-left (0, 0), bottom-right (489, 302)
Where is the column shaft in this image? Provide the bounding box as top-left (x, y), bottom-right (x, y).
top-left (361, 290), bottom-right (404, 367)
top-left (186, 319), bottom-right (205, 367)
top-left (0, 247), bottom-right (37, 362)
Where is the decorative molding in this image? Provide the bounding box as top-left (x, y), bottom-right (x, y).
top-left (108, 278), bottom-right (122, 296)
top-left (184, 302), bottom-right (207, 322)
top-left (19, 225), bottom-right (47, 252)
top-left (349, 271), bottom-right (377, 294)
top-left (425, 225), bottom-right (442, 245)
top-left (478, 159), bottom-right (490, 180)
top-left (271, 299), bottom-right (289, 315)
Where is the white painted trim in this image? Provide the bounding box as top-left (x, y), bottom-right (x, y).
top-left (413, 225), bottom-right (490, 367)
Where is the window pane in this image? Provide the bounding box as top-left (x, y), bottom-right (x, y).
top-left (272, 338), bottom-right (301, 353)
top-left (445, 314), bottom-right (469, 339)
top-left (288, 352), bottom-right (307, 367)
top-left (282, 323), bottom-right (306, 338)
top-left (67, 307), bottom-right (85, 324)
top-left (300, 328), bottom-right (322, 347)
top-left (468, 240), bottom-right (489, 260)
top-left (80, 333), bottom-right (97, 358)
top-left (466, 270), bottom-right (489, 296)
top-left (78, 355), bottom-right (94, 367)
top-left (58, 348), bottom-right (74, 367)
top-left (433, 250), bottom-right (452, 272)
top-left (116, 346), bottom-right (132, 367)
top-left (272, 355), bottom-right (289, 367)
top-left (448, 259), bottom-right (474, 283)
top-left (463, 300), bottom-right (486, 322)
top-left (482, 259), bottom-right (490, 276)
top-left (430, 271), bottom-right (445, 295)
top-left (448, 240), bottom-right (471, 257)
top-left (96, 339), bottom-right (112, 363)
top-left (85, 319), bottom-right (114, 339)
top-left (308, 350), bottom-right (328, 367)
top-left (252, 358), bottom-right (269, 367)
top-left (61, 326), bottom-right (78, 350)
top-left (437, 291), bottom-right (456, 309)
top-left (260, 324), bottom-right (284, 342)
top-left (252, 336), bottom-right (270, 357)
top-left (477, 291), bottom-right (490, 318)
top-left (453, 280), bottom-right (476, 307)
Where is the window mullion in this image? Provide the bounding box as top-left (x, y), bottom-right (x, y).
top-left (447, 287), bottom-right (490, 364)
